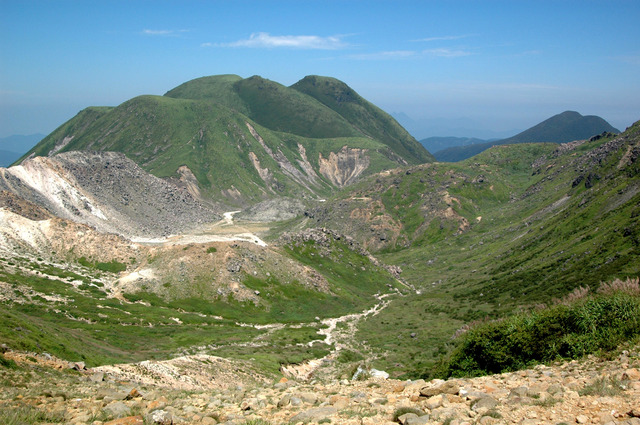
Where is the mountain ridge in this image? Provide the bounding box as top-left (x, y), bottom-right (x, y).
top-left (434, 111), bottom-right (619, 162)
top-left (19, 75), bottom-right (433, 206)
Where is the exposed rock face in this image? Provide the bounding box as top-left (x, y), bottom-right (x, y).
top-left (319, 146), bottom-right (370, 187)
top-left (0, 151), bottom-right (221, 238)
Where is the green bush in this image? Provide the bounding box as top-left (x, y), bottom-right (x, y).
top-left (0, 353), bottom-right (18, 369)
top-left (437, 285), bottom-right (640, 377)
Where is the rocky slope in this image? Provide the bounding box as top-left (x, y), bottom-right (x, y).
top-left (0, 151), bottom-right (221, 238)
top-left (1, 344), bottom-right (639, 425)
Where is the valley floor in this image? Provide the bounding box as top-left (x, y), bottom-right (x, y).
top-left (1, 344), bottom-right (640, 425)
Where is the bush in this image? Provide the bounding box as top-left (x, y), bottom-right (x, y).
top-left (0, 353), bottom-right (18, 369)
top-left (437, 280), bottom-right (640, 377)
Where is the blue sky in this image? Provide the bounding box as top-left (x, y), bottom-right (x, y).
top-left (1, 0), bottom-right (639, 139)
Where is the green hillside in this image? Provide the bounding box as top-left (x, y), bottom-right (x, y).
top-left (291, 75), bottom-right (434, 164)
top-left (309, 120), bottom-right (640, 377)
top-left (435, 111), bottom-right (620, 162)
top-left (19, 75), bottom-right (432, 206)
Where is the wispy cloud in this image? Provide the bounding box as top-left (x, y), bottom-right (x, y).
top-left (413, 34), bottom-right (472, 42)
top-left (348, 50), bottom-right (417, 60)
top-left (215, 32), bottom-right (347, 49)
top-left (348, 47), bottom-right (472, 61)
top-left (618, 54), bottom-right (640, 65)
top-left (422, 48), bottom-right (472, 58)
top-left (142, 29), bottom-right (189, 37)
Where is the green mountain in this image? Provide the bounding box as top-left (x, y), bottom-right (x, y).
top-left (19, 75), bottom-right (433, 206)
top-left (291, 76), bottom-right (433, 164)
top-left (434, 111), bottom-right (620, 162)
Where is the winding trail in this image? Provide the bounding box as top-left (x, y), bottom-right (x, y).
top-left (281, 292), bottom-right (398, 380)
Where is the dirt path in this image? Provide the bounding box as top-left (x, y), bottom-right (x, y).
top-left (281, 292), bottom-right (398, 380)
top-left (132, 210), bottom-right (268, 247)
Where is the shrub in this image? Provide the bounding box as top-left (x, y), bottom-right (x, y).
top-left (0, 353), bottom-right (18, 369)
top-left (437, 279), bottom-right (640, 377)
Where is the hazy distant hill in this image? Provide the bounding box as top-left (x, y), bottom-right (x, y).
top-left (419, 136), bottom-right (492, 154)
top-left (0, 133), bottom-right (44, 166)
top-left (434, 111), bottom-right (619, 162)
top-left (20, 75), bottom-right (433, 206)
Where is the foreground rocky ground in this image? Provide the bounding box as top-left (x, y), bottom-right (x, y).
top-left (1, 345), bottom-right (640, 425)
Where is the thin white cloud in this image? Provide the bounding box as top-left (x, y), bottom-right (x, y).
top-left (348, 50), bottom-right (417, 60)
top-left (422, 48), bottom-right (472, 58)
top-left (618, 54), bottom-right (640, 65)
top-left (142, 29), bottom-right (189, 37)
top-left (217, 32), bottom-right (347, 49)
top-left (413, 35), bottom-right (471, 42)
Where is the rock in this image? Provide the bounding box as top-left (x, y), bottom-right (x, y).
top-left (71, 361), bottom-right (86, 370)
top-left (630, 407), bottom-right (640, 418)
top-left (103, 401), bottom-right (132, 418)
top-left (420, 380), bottom-right (460, 397)
top-left (622, 368), bottom-right (640, 381)
top-left (576, 414), bottom-right (589, 424)
top-left (146, 396), bottom-right (168, 412)
top-left (405, 415), bottom-right (431, 425)
top-left (104, 416), bottom-right (144, 425)
top-left (90, 371), bottom-right (105, 382)
top-left (146, 409), bottom-right (173, 425)
top-left (398, 413), bottom-right (418, 424)
top-left (424, 394), bottom-right (445, 409)
top-left (277, 394), bottom-right (291, 408)
top-left (329, 395), bottom-right (350, 409)
top-left (472, 396), bottom-right (497, 411)
top-left (126, 388), bottom-right (142, 400)
top-left (289, 406), bottom-right (338, 423)
top-left (298, 391), bottom-right (318, 405)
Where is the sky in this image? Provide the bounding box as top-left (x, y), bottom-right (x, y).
top-left (1, 0), bottom-right (639, 140)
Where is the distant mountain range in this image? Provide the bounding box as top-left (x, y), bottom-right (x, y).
top-left (0, 133), bottom-right (44, 167)
top-left (19, 75), bottom-right (432, 206)
top-left (430, 111), bottom-right (619, 162)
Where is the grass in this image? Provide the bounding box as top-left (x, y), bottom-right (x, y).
top-left (0, 405), bottom-right (66, 425)
top-left (579, 375), bottom-right (626, 397)
top-left (435, 284), bottom-right (640, 378)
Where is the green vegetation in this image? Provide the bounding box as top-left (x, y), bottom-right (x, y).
top-left (329, 123), bottom-right (640, 378)
top-left (436, 280), bottom-right (640, 377)
top-left (0, 405), bottom-right (66, 425)
top-left (22, 74), bottom-right (432, 206)
top-left (78, 257), bottom-right (127, 273)
top-left (0, 353), bottom-right (18, 369)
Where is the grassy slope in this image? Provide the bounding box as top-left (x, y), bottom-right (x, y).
top-left (0, 234), bottom-right (398, 372)
top-left (291, 75), bottom-right (434, 164)
top-left (319, 123), bottom-right (640, 377)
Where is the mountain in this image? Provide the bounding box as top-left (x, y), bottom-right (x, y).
top-left (434, 111), bottom-right (620, 162)
top-left (419, 136), bottom-right (491, 153)
top-left (18, 75), bottom-right (433, 206)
